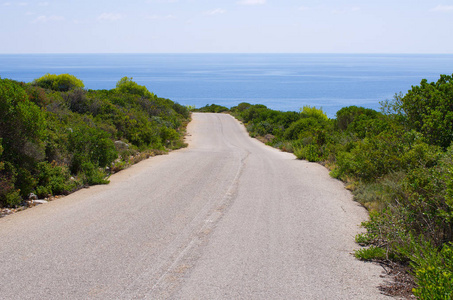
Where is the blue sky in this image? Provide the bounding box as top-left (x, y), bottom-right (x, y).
top-left (1, 0), bottom-right (453, 53)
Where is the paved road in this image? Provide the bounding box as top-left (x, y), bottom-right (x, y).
top-left (0, 113), bottom-right (387, 299)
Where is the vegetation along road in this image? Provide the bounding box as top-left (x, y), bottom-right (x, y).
top-left (0, 113), bottom-right (388, 299)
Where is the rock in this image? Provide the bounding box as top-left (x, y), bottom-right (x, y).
top-left (264, 134), bottom-right (275, 143)
top-left (114, 140), bottom-right (129, 150)
top-left (32, 200), bottom-right (48, 205)
top-left (28, 193), bottom-right (38, 200)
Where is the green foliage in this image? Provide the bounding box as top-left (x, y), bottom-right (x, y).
top-left (115, 77), bottom-right (154, 98)
top-left (24, 84), bottom-right (49, 107)
top-left (35, 161), bottom-right (76, 198)
top-left (0, 140), bottom-right (3, 171)
top-left (335, 106), bottom-right (387, 138)
top-left (284, 117), bottom-right (323, 140)
top-left (0, 79), bottom-right (47, 168)
top-left (0, 161), bottom-right (22, 207)
top-left (77, 161), bottom-right (109, 185)
top-left (0, 75), bottom-right (189, 207)
top-left (411, 242), bottom-right (453, 299)
top-left (397, 74), bottom-right (453, 148)
top-left (300, 105), bottom-right (328, 121)
top-left (354, 246), bottom-right (387, 260)
top-left (233, 102), bottom-right (252, 112)
top-left (63, 88), bottom-right (90, 114)
top-left (185, 105), bottom-right (196, 111)
top-left (32, 73), bottom-right (84, 92)
top-left (231, 103), bottom-right (301, 147)
top-left (194, 104), bottom-right (229, 113)
top-left (355, 232), bottom-right (375, 246)
top-left (293, 143), bottom-right (323, 162)
top-left (336, 106), bottom-right (379, 130)
top-left (68, 122), bottom-right (117, 176)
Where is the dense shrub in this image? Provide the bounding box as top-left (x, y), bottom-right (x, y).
top-left (32, 73), bottom-right (84, 92)
top-left (115, 76), bottom-right (154, 98)
top-left (300, 105), bottom-right (329, 121)
top-left (0, 142), bottom-right (21, 207)
top-left (0, 76), bottom-right (189, 207)
top-left (397, 74), bottom-right (453, 148)
top-left (68, 125), bottom-right (117, 173)
top-left (35, 161), bottom-right (76, 198)
top-left (0, 79), bottom-right (47, 167)
top-left (194, 104), bottom-right (229, 113)
top-left (335, 106), bottom-right (388, 139)
top-left (410, 241), bottom-right (453, 299)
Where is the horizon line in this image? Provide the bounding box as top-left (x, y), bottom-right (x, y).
top-left (1, 52), bottom-right (453, 55)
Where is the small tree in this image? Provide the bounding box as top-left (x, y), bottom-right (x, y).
top-left (398, 74), bottom-right (453, 148)
top-left (0, 79), bottom-right (47, 167)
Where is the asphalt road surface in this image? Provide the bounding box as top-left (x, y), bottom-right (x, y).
top-left (0, 113), bottom-right (388, 299)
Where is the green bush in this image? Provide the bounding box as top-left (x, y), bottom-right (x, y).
top-left (293, 143), bottom-right (324, 162)
top-left (115, 77), bottom-right (154, 98)
top-left (232, 102), bottom-right (252, 112)
top-left (284, 117), bottom-right (324, 140)
top-left (0, 79), bottom-right (47, 168)
top-left (412, 242), bottom-right (453, 299)
top-left (335, 106), bottom-right (383, 135)
top-left (68, 125), bottom-right (117, 174)
top-left (354, 246), bottom-right (387, 260)
top-left (396, 237), bottom-right (453, 299)
top-left (63, 89), bottom-right (89, 114)
top-left (0, 140), bottom-right (4, 172)
top-left (397, 74), bottom-right (453, 148)
top-left (78, 161), bottom-right (109, 185)
top-left (32, 73), bottom-right (84, 92)
top-left (35, 161), bottom-right (75, 197)
top-left (24, 84), bottom-right (49, 107)
top-left (1, 75), bottom-right (189, 208)
top-left (300, 105), bottom-right (328, 121)
top-left (195, 104), bottom-right (229, 113)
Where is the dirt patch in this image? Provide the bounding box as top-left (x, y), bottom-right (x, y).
top-left (256, 134), bottom-right (275, 144)
top-left (377, 261), bottom-right (417, 299)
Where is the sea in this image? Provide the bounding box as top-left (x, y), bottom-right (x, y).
top-left (1, 53), bottom-right (453, 118)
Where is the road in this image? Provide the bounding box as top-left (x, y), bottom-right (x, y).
top-left (0, 113), bottom-right (387, 299)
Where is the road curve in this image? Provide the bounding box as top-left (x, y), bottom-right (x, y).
top-left (0, 113), bottom-right (387, 299)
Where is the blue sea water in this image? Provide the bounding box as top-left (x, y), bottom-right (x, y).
top-left (1, 53), bottom-right (453, 117)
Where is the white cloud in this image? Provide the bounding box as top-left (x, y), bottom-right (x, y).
top-left (18, 2), bottom-right (28, 6)
top-left (298, 6), bottom-right (309, 11)
top-left (237, 0), bottom-right (265, 6)
top-left (97, 13), bottom-right (124, 21)
top-left (38, 2), bottom-right (49, 6)
top-left (203, 8), bottom-right (226, 16)
top-left (430, 5), bottom-right (453, 12)
top-left (32, 15), bottom-right (64, 23)
top-left (3, 2), bottom-right (11, 6)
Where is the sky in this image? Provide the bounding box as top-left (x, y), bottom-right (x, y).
top-left (1, 0), bottom-right (453, 53)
